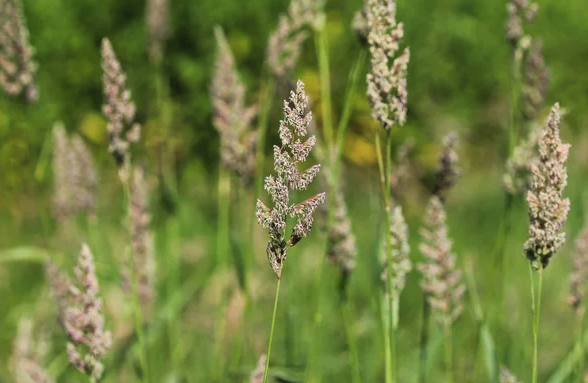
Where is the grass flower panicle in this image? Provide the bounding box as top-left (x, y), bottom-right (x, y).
top-left (326, 183), bottom-right (357, 276)
top-left (101, 38), bottom-right (141, 171)
top-left (418, 196), bottom-right (465, 332)
top-left (382, 206), bottom-right (411, 299)
top-left (256, 80), bottom-right (326, 278)
top-left (522, 41), bottom-right (549, 122)
top-left (52, 123), bottom-right (98, 223)
top-left (433, 132), bottom-right (461, 201)
top-left (146, 0), bottom-right (169, 64)
top-left (500, 366), bottom-right (523, 383)
top-left (61, 244), bottom-right (112, 381)
top-left (366, 0), bottom-right (410, 131)
top-left (0, 0), bottom-right (37, 101)
top-left (212, 27), bottom-right (258, 184)
top-left (11, 318), bottom-right (54, 383)
top-left (524, 103), bottom-right (570, 270)
top-left (569, 221), bottom-right (588, 312)
top-left (352, 7), bottom-right (368, 46)
top-left (266, 0), bottom-right (324, 79)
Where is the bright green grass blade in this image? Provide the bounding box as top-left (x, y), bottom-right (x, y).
top-left (0, 246), bottom-right (49, 263)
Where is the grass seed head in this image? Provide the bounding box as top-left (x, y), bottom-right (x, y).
top-left (0, 0), bottom-right (38, 101)
top-left (11, 318), bottom-right (54, 383)
top-left (212, 27), bottom-right (258, 184)
top-left (256, 80), bottom-right (326, 278)
top-left (522, 40), bottom-right (549, 122)
top-left (433, 132), bottom-right (461, 201)
top-left (506, 0), bottom-right (538, 49)
top-left (569, 221), bottom-right (588, 313)
top-left (382, 206), bottom-right (411, 298)
top-left (101, 38), bottom-right (141, 172)
top-left (418, 196), bottom-right (465, 332)
top-left (524, 103), bottom-right (570, 270)
top-left (146, 0), bottom-right (169, 64)
top-left (366, 0), bottom-right (409, 130)
top-left (500, 366), bottom-right (523, 383)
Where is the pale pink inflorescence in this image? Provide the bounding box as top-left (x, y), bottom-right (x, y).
top-left (123, 167), bottom-right (156, 317)
top-left (11, 318), bottom-right (54, 383)
top-left (48, 244), bottom-right (112, 381)
top-left (266, 0), bottom-right (324, 79)
top-left (524, 103), bottom-right (570, 270)
top-left (256, 80), bottom-right (326, 278)
top-left (366, 0), bottom-right (410, 131)
top-left (212, 27), bottom-right (258, 184)
top-left (433, 132), bottom-right (461, 201)
top-left (418, 196), bottom-right (466, 333)
top-left (500, 366), bottom-right (523, 383)
top-left (326, 182), bottom-right (357, 276)
top-left (249, 354), bottom-right (266, 383)
top-left (504, 123), bottom-right (541, 195)
top-left (52, 123), bottom-right (98, 223)
top-left (146, 0), bottom-right (169, 64)
top-left (569, 222), bottom-right (588, 314)
top-left (101, 38), bottom-right (141, 171)
top-left (0, 0), bottom-right (38, 101)
top-left (382, 206), bottom-right (411, 299)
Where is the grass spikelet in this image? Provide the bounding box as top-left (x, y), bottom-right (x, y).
top-left (0, 0), bottom-right (38, 101)
top-left (433, 132), bottom-right (461, 201)
top-left (11, 318), bottom-right (54, 383)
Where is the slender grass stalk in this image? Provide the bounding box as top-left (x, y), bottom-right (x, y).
top-left (444, 326), bottom-right (454, 383)
top-left (263, 278), bottom-right (282, 383)
top-left (573, 313), bottom-right (584, 382)
top-left (254, 78), bottom-right (276, 201)
top-left (531, 266), bottom-right (543, 383)
top-left (343, 301), bottom-right (362, 383)
top-left (213, 162), bottom-right (231, 377)
top-left (418, 299), bottom-right (431, 383)
top-left (375, 130), bottom-right (395, 383)
top-left (122, 181), bottom-right (149, 383)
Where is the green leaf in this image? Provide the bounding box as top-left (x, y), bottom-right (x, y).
top-left (0, 246), bottom-right (49, 264)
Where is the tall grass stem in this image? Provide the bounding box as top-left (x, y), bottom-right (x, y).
top-left (263, 278), bottom-right (282, 383)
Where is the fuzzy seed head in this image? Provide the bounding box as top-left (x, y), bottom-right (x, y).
top-left (522, 41), bottom-right (549, 122)
top-left (11, 318), bottom-right (54, 383)
top-left (366, 0), bottom-right (409, 131)
top-left (212, 27), bottom-right (258, 184)
top-left (504, 122), bottom-right (541, 195)
top-left (570, 221), bottom-right (588, 313)
top-left (256, 80), bottom-right (326, 278)
top-left (500, 366), bottom-right (523, 383)
top-left (382, 206), bottom-right (411, 298)
top-left (146, 0), bottom-right (169, 64)
top-left (418, 196), bottom-right (465, 332)
top-left (433, 132), bottom-right (461, 201)
top-left (101, 38), bottom-right (141, 170)
top-left (524, 103), bottom-right (570, 270)
top-left (506, 0), bottom-right (538, 48)
top-left (0, 0), bottom-right (38, 101)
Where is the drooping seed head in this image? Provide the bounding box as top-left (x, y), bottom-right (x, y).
top-left (256, 80), bottom-right (326, 278)
top-left (366, 0), bottom-right (410, 131)
top-left (212, 27), bottom-right (258, 184)
top-left (418, 196), bottom-right (465, 333)
top-left (0, 0), bottom-right (38, 102)
top-left (524, 103), bottom-right (570, 270)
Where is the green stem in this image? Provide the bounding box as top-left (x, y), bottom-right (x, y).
top-left (123, 178), bottom-right (149, 383)
top-left (213, 162), bottom-right (231, 377)
top-left (418, 298), bottom-right (430, 383)
top-left (531, 266), bottom-right (543, 383)
top-left (343, 301), bottom-right (362, 383)
top-left (509, 53), bottom-right (522, 155)
top-left (315, 28), bottom-right (333, 154)
top-left (445, 326), bottom-right (454, 383)
top-left (263, 278), bottom-right (282, 383)
top-left (255, 78), bottom-right (276, 201)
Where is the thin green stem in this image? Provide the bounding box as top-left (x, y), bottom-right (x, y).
top-left (123, 178), bottom-right (149, 383)
top-left (213, 162), bottom-right (231, 377)
top-left (531, 266), bottom-right (543, 383)
top-left (418, 298), bottom-right (430, 383)
top-left (263, 278), bottom-right (282, 383)
top-left (315, 28), bottom-right (333, 154)
top-left (343, 301), bottom-right (362, 383)
top-left (255, 78), bottom-right (276, 201)
top-left (509, 54), bottom-right (522, 155)
top-left (444, 326), bottom-right (454, 383)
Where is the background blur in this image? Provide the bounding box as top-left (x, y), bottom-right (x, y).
top-left (2, 0), bottom-right (588, 381)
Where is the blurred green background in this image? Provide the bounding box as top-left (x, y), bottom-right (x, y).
top-left (2, 0), bottom-right (588, 382)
